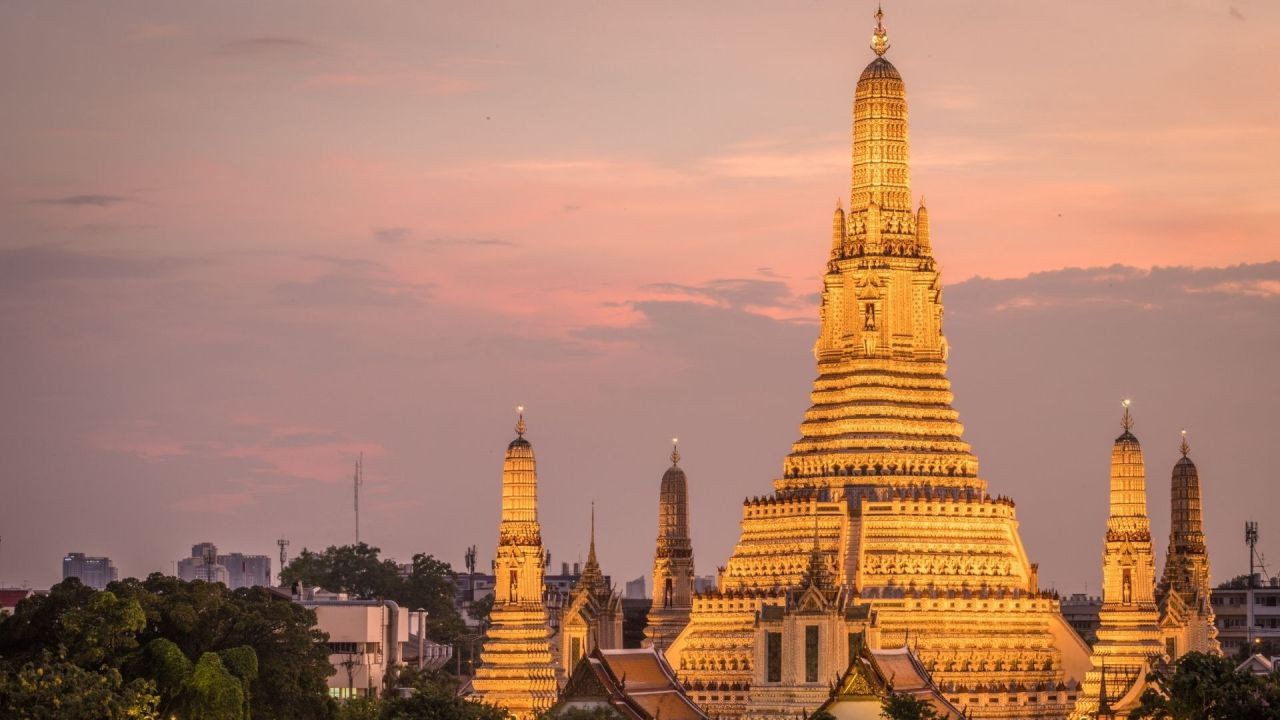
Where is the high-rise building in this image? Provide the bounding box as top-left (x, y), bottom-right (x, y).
top-left (663, 9), bottom-right (1091, 718)
top-left (643, 441), bottom-right (695, 650)
top-left (470, 409), bottom-right (558, 719)
top-left (1070, 403), bottom-right (1166, 719)
top-left (62, 552), bottom-right (118, 590)
top-left (177, 543), bottom-right (271, 589)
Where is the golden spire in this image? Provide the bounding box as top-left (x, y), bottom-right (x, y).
top-left (871, 4), bottom-right (890, 56)
top-left (671, 437), bottom-right (681, 466)
top-left (1121, 399), bottom-right (1134, 432)
top-left (515, 405), bottom-right (526, 438)
top-left (1179, 429), bottom-right (1190, 458)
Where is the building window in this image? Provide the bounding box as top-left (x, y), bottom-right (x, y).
top-left (766, 632), bottom-right (782, 683)
top-left (1166, 637), bottom-right (1177, 657)
top-left (805, 626), bottom-right (819, 683)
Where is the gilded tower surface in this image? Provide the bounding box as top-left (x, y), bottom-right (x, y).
top-left (1070, 404), bottom-right (1165, 719)
top-left (665, 9), bottom-right (1090, 719)
top-left (644, 441), bottom-right (696, 649)
top-left (471, 409), bottom-right (558, 720)
top-left (1156, 433), bottom-right (1220, 656)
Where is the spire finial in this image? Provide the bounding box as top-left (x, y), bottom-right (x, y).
top-left (1121, 399), bottom-right (1134, 432)
top-left (590, 501), bottom-right (596, 548)
top-left (871, 4), bottom-right (890, 56)
top-left (671, 437), bottom-right (681, 466)
top-left (515, 405), bottom-right (526, 437)
top-left (1180, 429), bottom-right (1190, 458)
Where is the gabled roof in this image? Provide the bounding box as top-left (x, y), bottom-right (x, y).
top-left (552, 646), bottom-right (709, 720)
top-left (1238, 654), bottom-right (1276, 676)
top-left (819, 644), bottom-right (965, 720)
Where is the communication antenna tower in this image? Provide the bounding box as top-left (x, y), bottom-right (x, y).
top-left (1247, 521), bottom-right (1260, 587)
top-left (354, 452), bottom-right (364, 544)
top-left (277, 538), bottom-right (290, 585)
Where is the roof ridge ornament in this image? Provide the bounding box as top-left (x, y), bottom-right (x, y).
top-left (871, 4), bottom-right (890, 57)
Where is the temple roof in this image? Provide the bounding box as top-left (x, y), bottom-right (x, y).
top-left (554, 647), bottom-right (709, 720)
top-left (859, 56), bottom-right (901, 81)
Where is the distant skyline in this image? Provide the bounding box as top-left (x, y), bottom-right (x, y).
top-left (1, 1), bottom-right (1278, 593)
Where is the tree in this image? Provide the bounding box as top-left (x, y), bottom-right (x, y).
top-left (0, 575), bottom-right (335, 720)
top-left (281, 544), bottom-right (468, 646)
top-left (880, 690), bottom-right (943, 720)
top-left (0, 650), bottom-right (160, 720)
top-left (1132, 651), bottom-right (1279, 720)
top-left (467, 594), bottom-right (495, 632)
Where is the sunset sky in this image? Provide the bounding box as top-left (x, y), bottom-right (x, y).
top-left (2, 1), bottom-right (1278, 595)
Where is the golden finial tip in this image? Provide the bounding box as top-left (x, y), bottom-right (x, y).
top-left (1120, 400), bottom-right (1134, 432)
top-left (1179, 430), bottom-right (1191, 457)
top-left (1122, 398), bottom-right (1131, 408)
top-left (515, 405), bottom-right (527, 437)
top-left (670, 437), bottom-right (681, 466)
top-left (871, 3), bottom-right (890, 56)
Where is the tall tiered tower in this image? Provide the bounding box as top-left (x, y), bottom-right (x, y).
top-left (665, 8), bottom-right (1091, 719)
top-left (1156, 432), bottom-right (1220, 655)
top-left (1071, 402), bottom-right (1165, 719)
top-left (644, 440), bottom-right (696, 649)
top-left (471, 408), bottom-right (558, 720)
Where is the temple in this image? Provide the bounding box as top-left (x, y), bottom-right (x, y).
top-left (1156, 432), bottom-right (1220, 657)
top-left (1070, 403), bottom-right (1167, 718)
top-left (663, 8), bottom-right (1092, 718)
top-left (471, 408), bottom-right (559, 720)
top-left (559, 504), bottom-right (624, 678)
top-left (644, 440), bottom-right (696, 650)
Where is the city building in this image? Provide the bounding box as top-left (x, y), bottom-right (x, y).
top-left (1061, 594), bottom-right (1103, 646)
top-left (470, 410), bottom-right (558, 719)
top-left (297, 595), bottom-right (412, 699)
top-left (177, 543), bottom-right (272, 589)
top-left (0, 588), bottom-right (31, 616)
top-left (663, 10), bottom-right (1091, 718)
top-left (177, 542), bottom-right (230, 585)
top-left (1070, 404), bottom-right (1167, 719)
top-left (624, 576), bottom-right (646, 600)
top-left (1211, 576), bottom-right (1280, 657)
top-left (221, 552), bottom-right (272, 589)
top-left (62, 552), bottom-right (118, 589)
top-left (643, 442), bottom-right (695, 650)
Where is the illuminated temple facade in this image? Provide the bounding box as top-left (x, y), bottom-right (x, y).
top-left (644, 442), bottom-right (696, 650)
top-left (663, 10), bottom-right (1092, 719)
top-left (471, 411), bottom-right (558, 720)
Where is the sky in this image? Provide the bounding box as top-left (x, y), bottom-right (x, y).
top-left (1, 1), bottom-right (1278, 595)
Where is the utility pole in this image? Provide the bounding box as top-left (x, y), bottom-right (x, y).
top-left (1247, 521), bottom-right (1259, 649)
top-left (354, 453), bottom-right (364, 545)
top-left (277, 538), bottom-right (290, 586)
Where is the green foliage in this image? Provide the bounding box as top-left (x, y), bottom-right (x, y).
top-left (808, 711), bottom-right (837, 720)
top-left (186, 652), bottom-right (245, 720)
top-left (334, 696), bottom-right (382, 720)
top-left (378, 678), bottom-right (509, 720)
top-left (467, 593), bottom-right (495, 631)
top-left (282, 543), bottom-right (467, 645)
top-left (0, 650), bottom-right (160, 720)
top-left (0, 575), bottom-right (335, 720)
top-left (1132, 651), bottom-right (1280, 720)
top-left (880, 690), bottom-right (943, 720)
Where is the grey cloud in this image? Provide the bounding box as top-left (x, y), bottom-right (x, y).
top-left (374, 227), bottom-right (411, 244)
top-left (216, 37), bottom-right (320, 56)
top-left (273, 272), bottom-right (432, 307)
top-left (645, 277), bottom-right (796, 310)
top-left (1229, 6), bottom-right (1245, 21)
top-left (0, 245), bottom-right (186, 289)
top-left (33, 194), bottom-right (132, 207)
top-left (423, 237), bottom-right (518, 248)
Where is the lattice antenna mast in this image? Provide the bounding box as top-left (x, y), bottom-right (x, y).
top-left (354, 452), bottom-right (364, 544)
top-left (277, 538), bottom-right (290, 585)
